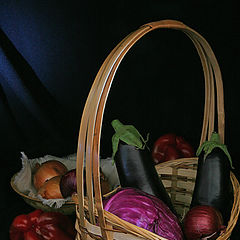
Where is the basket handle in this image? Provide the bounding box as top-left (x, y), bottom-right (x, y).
top-left (76, 20), bottom-right (224, 240)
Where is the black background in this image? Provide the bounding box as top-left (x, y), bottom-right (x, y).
top-left (1, 1), bottom-right (240, 239)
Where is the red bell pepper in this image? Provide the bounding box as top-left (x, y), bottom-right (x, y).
top-left (9, 209), bottom-right (76, 240)
top-left (152, 133), bottom-right (195, 164)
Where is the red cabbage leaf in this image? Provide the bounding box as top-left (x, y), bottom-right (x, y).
top-left (103, 188), bottom-right (183, 240)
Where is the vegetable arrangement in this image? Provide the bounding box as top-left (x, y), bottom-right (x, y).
top-left (9, 209), bottom-right (76, 240)
top-left (110, 119), bottom-right (234, 239)
top-left (11, 116), bottom-right (234, 240)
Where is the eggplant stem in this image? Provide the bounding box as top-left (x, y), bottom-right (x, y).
top-left (111, 119), bottom-right (149, 160)
top-left (196, 132), bottom-right (234, 169)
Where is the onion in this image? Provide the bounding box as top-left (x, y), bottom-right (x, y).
top-left (60, 169), bottom-right (78, 198)
top-left (183, 205), bottom-right (226, 240)
top-left (60, 168), bottom-right (110, 198)
top-left (33, 160), bottom-right (68, 191)
top-left (38, 175), bottom-right (63, 199)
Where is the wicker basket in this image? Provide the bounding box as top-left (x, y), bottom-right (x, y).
top-left (74, 20), bottom-right (240, 240)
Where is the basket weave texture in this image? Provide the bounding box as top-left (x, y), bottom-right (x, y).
top-left (74, 20), bottom-right (240, 240)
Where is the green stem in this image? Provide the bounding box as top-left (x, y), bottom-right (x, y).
top-left (197, 132), bottom-right (234, 169)
top-left (210, 132), bottom-right (221, 143)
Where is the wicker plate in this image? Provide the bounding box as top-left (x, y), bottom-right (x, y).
top-left (10, 174), bottom-right (75, 215)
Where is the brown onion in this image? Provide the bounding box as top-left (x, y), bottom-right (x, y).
top-left (38, 175), bottom-right (63, 199)
top-left (183, 205), bottom-right (225, 240)
top-left (33, 160), bottom-right (68, 191)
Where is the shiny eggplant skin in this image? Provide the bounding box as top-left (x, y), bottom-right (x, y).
top-left (191, 147), bottom-right (233, 224)
top-left (115, 142), bottom-right (177, 215)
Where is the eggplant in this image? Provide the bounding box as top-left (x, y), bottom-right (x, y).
top-left (190, 132), bottom-right (234, 224)
top-left (111, 119), bottom-right (177, 215)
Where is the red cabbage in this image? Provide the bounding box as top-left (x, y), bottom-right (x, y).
top-left (103, 188), bottom-right (183, 240)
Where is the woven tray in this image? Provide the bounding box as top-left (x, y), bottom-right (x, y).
top-left (73, 20), bottom-right (240, 240)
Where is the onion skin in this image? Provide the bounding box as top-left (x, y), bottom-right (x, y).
top-left (60, 169), bottom-right (77, 198)
top-left (38, 175), bottom-right (63, 199)
top-left (33, 160), bottom-right (68, 191)
top-left (183, 205), bottom-right (225, 240)
top-left (60, 169), bottom-right (110, 198)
